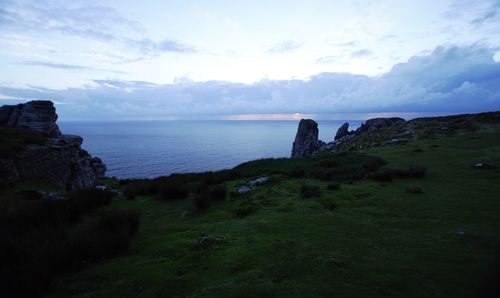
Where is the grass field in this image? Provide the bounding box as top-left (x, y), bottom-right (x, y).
top-left (40, 123), bottom-right (500, 297)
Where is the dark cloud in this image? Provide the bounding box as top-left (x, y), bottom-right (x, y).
top-left (1, 45), bottom-right (499, 119)
top-left (267, 41), bottom-right (302, 53)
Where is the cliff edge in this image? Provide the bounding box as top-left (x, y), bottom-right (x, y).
top-left (0, 100), bottom-right (106, 189)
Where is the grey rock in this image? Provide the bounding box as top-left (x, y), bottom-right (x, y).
top-left (386, 138), bottom-right (409, 145)
top-left (356, 117), bottom-right (405, 133)
top-left (238, 185), bottom-right (252, 194)
top-left (291, 119), bottom-right (321, 158)
top-left (197, 234), bottom-right (224, 249)
top-left (0, 100), bottom-right (106, 189)
top-left (1, 100), bottom-right (61, 137)
top-left (41, 192), bottom-right (65, 200)
top-left (335, 122), bottom-right (350, 140)
top-left (247, 176), bottom-right (269, 188)
top-left (0, 158), bottom-right (20, 187)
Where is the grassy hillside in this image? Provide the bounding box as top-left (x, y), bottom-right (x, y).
top-left (40, 114), bottom-right (500, 298)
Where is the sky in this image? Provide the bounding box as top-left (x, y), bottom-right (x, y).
top-left (0, 0), bottom-right (499, 120)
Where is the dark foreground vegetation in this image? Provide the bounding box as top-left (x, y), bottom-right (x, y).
top-left (0, 189), bottom-right (139, 297)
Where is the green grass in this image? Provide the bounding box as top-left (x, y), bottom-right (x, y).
top-left (40, 123), bottom-right (500, 297)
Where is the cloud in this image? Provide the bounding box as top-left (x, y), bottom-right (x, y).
top-left (351, 49), bottom-right (371, 58)
top-left (17, 60), bottom-right (128, 74)
top-left (315, 56), bottom-right (339, 64)
top-left (18, 61), bottom-right (92, 70)
top-left (125, 38), bottom-right (198, 56)
top-left (267, 40), bottom-right (302, 54)
top-left (0, 1), bottom-right (197, 57)
top-left (1, 45), bottom-right (499, 120)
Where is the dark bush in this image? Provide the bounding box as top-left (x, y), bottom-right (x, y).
top-left (210, 184), bottom-right (227, 201)
top-left (193, 192), bottom-right (211, 210)
top-left (319, 160), bottom-right (338, 168)
top-left (369, 165), bottom-right (427, 181)
top-left (289, 168), bottom-right (305, 178)
top-left (14, 190), bottom-right (43, 201)
top-left (1, 189), bottom-right (115, 230)
top-left (158, 183), bottom-right (188, 200)
top-left (235, 200), bottom-right (258, 217)
top-left (362, 158), bottom-right (386, 171)
top-left (327, 183), bottom-right (341, 191)
top-left (0, 203), bottom-right (139, 298)
top-left (300, 185), bottom-right (322, 198)
top-left (368, 171), bottom-right (393, 182)
top-left (406, 165), bottom-right (427, 178)
top-left (321, 199), bottom-right (337, 210)
top-left (406, 186), bottom-right (423, 194)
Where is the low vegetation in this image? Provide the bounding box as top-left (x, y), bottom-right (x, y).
top-left (0, 189), bottom-right (139, 298)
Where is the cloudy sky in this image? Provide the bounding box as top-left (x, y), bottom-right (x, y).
top-left (0, 0), bottom-right (499, 120)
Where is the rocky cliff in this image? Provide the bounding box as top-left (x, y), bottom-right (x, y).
top-left (291, 119), bottom-right (324, 158)
top-left (0, 101), bottom-right (106, 189)
top-left (291, 116), bottom-right (407, 157)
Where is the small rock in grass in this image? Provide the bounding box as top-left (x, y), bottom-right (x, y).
top-left (238, 185), bottom-right (252, 194)
top-left (196, 234), bottom-right (224, 249)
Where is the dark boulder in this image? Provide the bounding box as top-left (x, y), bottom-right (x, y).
top-left (291, 119), bottom-right (321, 158)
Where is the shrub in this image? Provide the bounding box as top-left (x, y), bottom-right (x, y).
top-left (368, 171), bottom-right (393, 182)
top-left (327, 183), bottom-right (341, 191)
top-left (406, 186), bottom-right (423, 194)
top-left (1, 189), bottom-right (115, 230)
top-left (321, 199), bottom-right (337, 210)
top-left (0, 203), bottom-right (139, 298)
top-left (210, 184), bottom-right (227, 201)
top-left (235, 200), bottom-right (258, 217)
top-left (14, 190), bottom-right (43, 201)
top-left (300, 185), bottom-right (322, 198)
top-left (289, 168), bottom-right (305, 178)
top-left (369, 165), bottom-right (427, 181)
top-left (158, 183), bottom-right (188, 200)
top-left (193, 192), bottom-right (211, 210)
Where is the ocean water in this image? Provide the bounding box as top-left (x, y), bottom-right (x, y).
top-left (59, 120), bottom-right (362, 179)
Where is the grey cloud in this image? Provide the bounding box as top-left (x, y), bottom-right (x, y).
top-left (315, 56), bottom-right (339, 64)
top-left (19, 61), bottom-right (91, 70)
top-left (17, 60), bottom-right (128, 74)
top-left (267, 40), bottom-right (302, 54)
top-left (126, 38), bottom-right (198, 56)
top-left (0, 1), bottom-right (197, 57)
top-left (351, 49), bottom-right (371, 58)
top-left (1, 45), bottom-right (499, 119)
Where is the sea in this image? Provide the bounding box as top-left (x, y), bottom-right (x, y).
top-left (59, 120), bottom-right (362, 179)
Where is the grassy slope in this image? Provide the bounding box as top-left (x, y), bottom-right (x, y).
top-left (47, 125), bottom-right (500, 297)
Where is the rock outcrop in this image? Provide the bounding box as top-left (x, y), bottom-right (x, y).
top-left (291, 117), bottom-right (409, 158)
top-left (355, 117), bottom-right (404, 133)
top-left (334, 122), bottom-right (350, 140)
top-left (0, 100), bottom-right (106, 189)
top-left (0, 101), bottom-right (61, 137)
top-left (291, 119), bottom-right (322, 158)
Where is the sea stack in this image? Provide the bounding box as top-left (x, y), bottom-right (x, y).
top-left (0, 100), bottom-right (106, 189)
top-left (334, 122), bottom-right (350, 140)
top-left (291, 119), bottom-right (321, 158)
